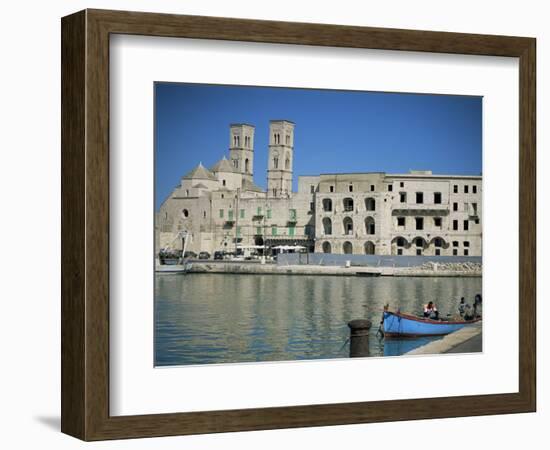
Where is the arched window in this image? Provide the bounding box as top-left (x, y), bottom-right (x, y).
top-left (322, 241), bottom-right (331, 253)
top-left (434, 238), bottom-right (442, 247)
top-left (365, 197), bottom-right (375, 211)
top-left (343, 241), bottom-right (353, 254)
top-left (245, 159), bottom-right (249, 172)
top-left (415, 237), bottom-right (425, 247)
top-left (286, 135), bottom-right (290, 145)
top-left (322, 198), bottom-right (332, 212)
top-left (273, 157), bottom-right (279, 169)
top-left (343, 197), bottom-right (354, 212)
top-left (343, 217), bottom-right (354, 235)
top-left (365, 217), bottom-right (375, 235)
top-left (397, 237), bottom-right (405, 247)
top-left (285, 158), bottom-right (290, 170)
top-left (222, 179), bottom-right (226, 186)
top-left (364, 241), bottom-right (375, 255)
top-left (322, 217), bottom-right (332, 235)
top-left (182, 209), bottom-right (189, 218)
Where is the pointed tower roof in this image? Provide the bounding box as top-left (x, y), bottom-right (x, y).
top-left (182, 162), bottom-right (217, 181)
top-left (210, 156), bottom-right (235, 173)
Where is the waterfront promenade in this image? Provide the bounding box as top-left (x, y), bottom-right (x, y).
top-left (181, 260), bottom-right (481, 277)
top-left (405, 322), bottom-right (483, 355)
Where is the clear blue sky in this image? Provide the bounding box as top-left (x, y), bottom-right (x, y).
top-left (155, 83), bottom-right (482, 210)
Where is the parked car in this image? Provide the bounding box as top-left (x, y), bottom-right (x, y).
top-left (198, 251), bottom-right (211, 260)
top-left (183, 251), bottom-right (197, 259)
top-left (213, 251), bottom-right (224, 260)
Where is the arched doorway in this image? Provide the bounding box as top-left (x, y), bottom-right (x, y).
top-left (343, 197), bottom-right (354, 212)
top-left (322, 198), bottom-right (332, 212)
top-left (343, 217), bottom-right (354, 236)
top-left (343, 241), bottom-right (353, 254)
top-left (322, 217), bottom-right (332, 235)
top-left (365, 216), bottom-right (375, 235)
top-left (365, 197), bottom-right (375, 211)
top-left (322, 241), bottom-right (331, 253)
top-left (364, 241), bottom-right (375, 255)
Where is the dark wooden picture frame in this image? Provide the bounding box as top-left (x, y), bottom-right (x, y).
top-left (61, 9), bottom-right (536, 441)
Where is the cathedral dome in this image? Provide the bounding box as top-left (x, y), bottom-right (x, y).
top-left (210, 156), bottom-right (236, 173)
top-left (182, 162), bottom-right (217, 180)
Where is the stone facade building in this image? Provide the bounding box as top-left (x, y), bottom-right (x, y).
top-left (156, 120), bottom-right (482, 257)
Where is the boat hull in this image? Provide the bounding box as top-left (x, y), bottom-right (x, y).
top-left (383, 311), bottom-right (480, 337)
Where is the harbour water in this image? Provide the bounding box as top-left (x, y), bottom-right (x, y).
top-left (155, 274), bottom-right (482, 366)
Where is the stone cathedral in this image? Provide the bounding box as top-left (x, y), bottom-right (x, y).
top-left (156, 120), bottom-right (482, 257)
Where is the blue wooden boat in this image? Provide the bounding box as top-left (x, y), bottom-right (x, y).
top-left (383, 310), bottom-right (481, 337)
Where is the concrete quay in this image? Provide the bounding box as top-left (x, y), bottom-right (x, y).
top-left (180, 261), bottom-right (481, 277)
top-left (404, 322), bottom-right (482, 355)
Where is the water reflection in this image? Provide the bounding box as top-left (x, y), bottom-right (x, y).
top-left (155, 274), bottom-right (481, 366)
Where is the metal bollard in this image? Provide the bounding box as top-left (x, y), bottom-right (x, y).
top-left (347, 319), bottom-right (372, 358)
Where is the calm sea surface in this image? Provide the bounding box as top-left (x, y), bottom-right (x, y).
top-left (154, 274), bottom-right (482, 366)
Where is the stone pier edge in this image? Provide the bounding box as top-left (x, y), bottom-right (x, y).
top-left (404, 322), bottom-right (482, 355)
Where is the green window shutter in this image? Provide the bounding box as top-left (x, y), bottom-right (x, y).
top-left (290, 209), bottom-right (296, 220)
top-left (236, 226), bottom-right (241, 237)
top-left (256, 227), bottom-right (262, 235)
top-left (240, 209), bottom-right (245, 219)
top-left (228, 210), bottom-right (233, 220)
top-left (289, 226), bottom-right (295, 236)
top-left (272, 226), bottom-right (277, 236)
top-left (219, 209), bottom-right (224, 218)
top-left (267, 209), bottom-right (272, 219)
top-left (257, 206), bottom-right (262, 215)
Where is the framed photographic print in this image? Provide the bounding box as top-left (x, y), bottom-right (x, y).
top-left (61, 9), bottom-right (536, 440)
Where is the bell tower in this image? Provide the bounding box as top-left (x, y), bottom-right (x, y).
top-left (267, 120), bottom-right (294, 198)
top-left (229, 123), bottom-right (255, 184)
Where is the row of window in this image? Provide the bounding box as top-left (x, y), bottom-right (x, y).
top-left (454, 184), bottom-right (478, 194)
top-left (395, 237), bottom-right (470, 248)
top-left (232, 225), bottom-right (297, 236)
top-left (224, 226), bottom-right (298, 237)
top-left (322, 198), bottom-right (375, 212)
top-left (321, 197), bottom-right (480, 214)
top-left (322, 183), bottom-right (479, 196)
top-left (326, 182), bottom-right (477, 199)
top-left (320, 215), bottom-right (477, 236)
top-left (321, 192), bottom-right (442, 211)
top-left (396, 217), bottom-right (442, 229)
top-left (395, 248), bottom-right (470, 256)
top-left (273, 133), bottom-right (292, 145)
top-left (218, 208), bottom-right (298, 220)
top-left (319, 240), bottom-right (473, 255)
top-left (321, 217), bottom-right (374, 236)
top-left (400, 217), bottom-right (476, 231)
top-left (231, 158), bottom-right (251, 171)
top-left (232, 135), bottom-right (252, 148)
top-left (272, 157), bottom-right (290, 170)
top-left (326, 181), bottom-right (408, 194)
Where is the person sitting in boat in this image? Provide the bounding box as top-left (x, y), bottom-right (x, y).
top-left (473, 294), bottom-right (483, 318)
top-left (458, 297), bottom-right (466, 317)
top-left (463, 303), bottom-right (476, 321)
top-left (423, 301), bottom-right (439, 320)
